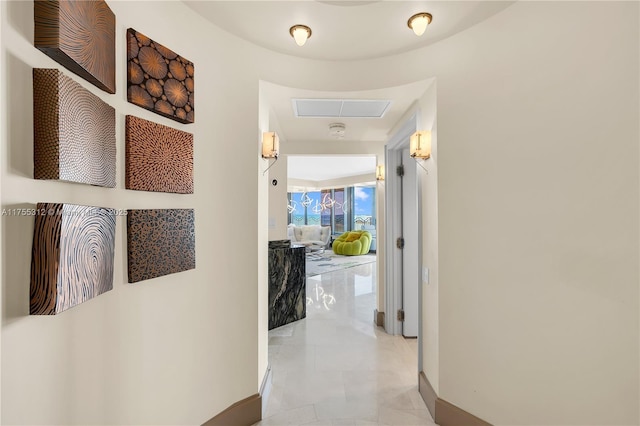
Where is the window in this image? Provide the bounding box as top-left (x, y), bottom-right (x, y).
top-left (288, 184), bottom-right (376, 235)
top-left (353, 186), bottom-right (375, 229)
top-left (289, 191), bottom-right (321, 225)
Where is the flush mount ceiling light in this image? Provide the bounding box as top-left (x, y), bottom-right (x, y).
top-left (290, 24), bottom-right (312, 46)
top-left (407, 12), bottom-right (432, 36)
top-left (329, 122), bottom-right (346, 139)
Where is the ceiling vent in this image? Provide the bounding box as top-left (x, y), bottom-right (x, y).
top-left (293, 99), bottom-right (391, 118)
top-left (329, 123), bottom-right (346, 139)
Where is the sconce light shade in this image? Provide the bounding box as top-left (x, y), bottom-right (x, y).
top-left (408, 12), bottom-right (432, 36)
top-left (290, 25), bottom-right (312, 46)
top-left (376, 164), bottom-right (385, 181)
top-left (262, 132), bottom-right (279, 159)
top-left (410, 131), bottom-right (431, 159)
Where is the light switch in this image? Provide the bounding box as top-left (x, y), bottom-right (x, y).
top-left (422, 267), bottom-right (429, 284)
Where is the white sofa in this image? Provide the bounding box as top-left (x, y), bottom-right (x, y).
top-left (288, 225), bottom-right (331, 249)
top-left (361, 224), bottom-right (377, 251)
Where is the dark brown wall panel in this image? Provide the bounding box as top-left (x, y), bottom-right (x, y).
top-left (127, 28), bottom-right (195, 124)
top-left (30, 203), bottom-right (116, 315)
top-left (125, 115), bottom-right (193, 194)
top-left (34, 0), bottom-right (116, 94)
top-left (33, 68), bottom-right (116, 187)
top-left (127, 209), bottom-right (196, 283)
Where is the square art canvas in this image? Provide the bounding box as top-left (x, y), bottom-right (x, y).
top-left (127, 209), bottom-right (196, 283)
top-left (30, 203), bottom-right (116, 315)
top-left (33, 68), bottom-right (116, 188)
top-left (127, 28), bottom-right (194, 124)
top-left (125, 115), bottom-right (193, 194)
top-left (34, 0), bottom-right (116, 93)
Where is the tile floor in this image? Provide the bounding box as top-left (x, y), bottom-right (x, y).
top-left (254, 263), bottom-right (436, 426)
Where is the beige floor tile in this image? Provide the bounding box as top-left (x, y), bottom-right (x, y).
top-left (256, 404), bottom-right (318, 426)
top-left (259, 263), bottom-right (434, 426)
top-left (314, 396), bottom-right (379, 422)
top-left (378, 406), bottom-right (435, 425)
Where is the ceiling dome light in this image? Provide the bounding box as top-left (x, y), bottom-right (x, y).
top-left (290, 25), bottom-right (312, 46)
top-left (407, 12), bottom-right (432, 36)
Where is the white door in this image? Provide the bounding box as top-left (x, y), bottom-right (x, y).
top-left (401, 149), bottom-right (419, 337)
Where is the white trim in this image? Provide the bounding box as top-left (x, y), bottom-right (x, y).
top-left (260, 364), bottom-right (272, 418)
top-left (384, 113), bottom-right (417, 334)
top-left (417, 170), bottom-right (424, 373)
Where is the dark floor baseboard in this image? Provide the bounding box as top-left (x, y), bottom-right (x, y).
top-left (374, 309), bottom-right (385, 327)
top-left (418, 371), bottom-right (437, 418)
top-left (202, 393), bottom-right (262, 426)
top-left (418, 371), bottom-right (492, 426)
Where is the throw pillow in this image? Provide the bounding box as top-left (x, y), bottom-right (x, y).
top-left (345, 232), bottom-right (361, 242)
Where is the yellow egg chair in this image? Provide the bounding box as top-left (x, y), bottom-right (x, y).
top-left (332, 231), bottom-right (372, 255)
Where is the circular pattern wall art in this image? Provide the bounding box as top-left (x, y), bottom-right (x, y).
top-left (35, 0), bottom-right (116, 94)
top-left (127, 28), bottom-right (194, 124)
top-left (30, 203), bottom-right (116, 315)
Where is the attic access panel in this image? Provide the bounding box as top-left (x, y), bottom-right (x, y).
top-left (292, 99), bottom-right (391, 118)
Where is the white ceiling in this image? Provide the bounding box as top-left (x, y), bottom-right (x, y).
top-left (288, 156), bottom-right (376, 181)
top-left (183, 0), bottom-right (514, 180)
top-left (261, 79), bottom-right (434, 143)
top-left (184, 1), bottom-right (514, 62)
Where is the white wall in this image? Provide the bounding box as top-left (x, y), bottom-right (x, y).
top-left (1, 1), bottom-right (263, 423)
top-left (289, 173), bottom-right (376, 191)
top-left (257, 85), bottom-right (271, 388)
top-left (416, 83), bottom-right (439, 394)
top-left (431, 3), bottom-right (639, 424)
top-left (375, 171), bottom-right (385, 315)
top-left (266, 155), bottom-right (288, 241)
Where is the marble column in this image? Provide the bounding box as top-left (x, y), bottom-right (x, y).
top-left (268, 240), bottom-right (306, 330)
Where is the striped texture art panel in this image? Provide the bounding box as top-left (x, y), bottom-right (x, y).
top-left (127, 209), bottom-right (196, 283)
top-left (125, 115), bottom-right (193, 194)
top-left (34, 0), bottom-right (116, 93)
top-left (33, 68), bottom-right (116, 187)
top-left (30, 203), bottom-right (116, 315)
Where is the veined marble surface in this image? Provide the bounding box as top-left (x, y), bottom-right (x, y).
top-left (268, 240), bottom-right (306, 330)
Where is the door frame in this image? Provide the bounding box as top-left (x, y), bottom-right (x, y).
top-left (384, 112), bottom-right (421, 337)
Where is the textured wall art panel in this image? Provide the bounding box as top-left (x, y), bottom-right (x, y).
top-left (33, 68), bottom-right (116, 187)
top-left (125, 115), bottom-right (193, 194)
top-left (34, 0), bottom-right (116, 93)
top-left (127, 209), bottom-right (196, 283)
top-left (30, 203), bottom-right (116, 315)
top-left (127, 28), bottom-right (194, 124)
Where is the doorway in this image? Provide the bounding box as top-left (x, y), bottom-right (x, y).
top-left (384, 113), bottom-right (421, 338)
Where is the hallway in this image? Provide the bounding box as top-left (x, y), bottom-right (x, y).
top-left (255, 263), bottom-right (435, 425)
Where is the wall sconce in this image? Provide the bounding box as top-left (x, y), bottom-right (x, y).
top-left (262, 131), bottom-right (279, 159)
top-left (407, 12), bottom-right (432, 36)
top-left (376, 164), bottom-right (385, 181)
top-left (262, 131), bottom-right (279, 175)
top-left (290, 25), bottom-right (312, 46)
top-left (410, 131), bottom-right (431, 159)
